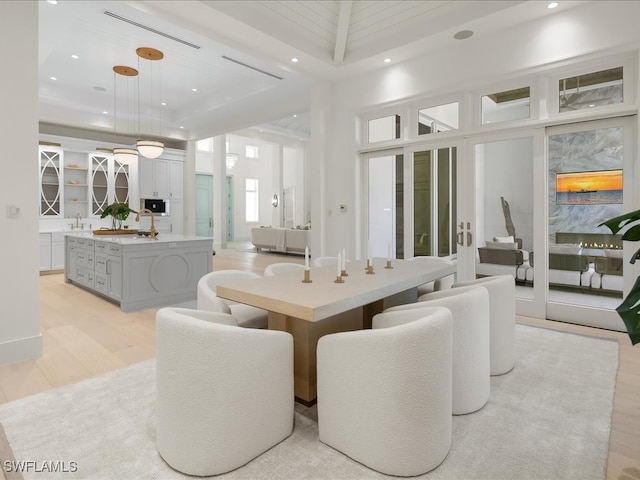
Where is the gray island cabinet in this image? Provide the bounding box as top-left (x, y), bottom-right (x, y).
top-left (65, 233), bottom-right (212, 312)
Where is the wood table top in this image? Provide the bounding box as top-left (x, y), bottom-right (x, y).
top-left (216, 257), bottom-right (455, 322)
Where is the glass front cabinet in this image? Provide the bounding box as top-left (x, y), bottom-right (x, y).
top-left (39, 146), bottom-right (130, 219)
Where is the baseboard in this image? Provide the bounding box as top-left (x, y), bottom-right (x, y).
top-left (0, 334), bottom-right (43, 365)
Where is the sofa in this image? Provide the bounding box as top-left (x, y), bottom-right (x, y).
top-left (251, 227), bottom-right (309, 254)
top-left (476, 236), bottom-right (530, 283)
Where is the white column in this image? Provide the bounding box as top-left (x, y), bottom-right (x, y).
top-left (0, 1), bottom-right (42, 363)
top-left (212, 135), bottom-right (227, 250)
top-left (183, 140), bottom-right (197, 235)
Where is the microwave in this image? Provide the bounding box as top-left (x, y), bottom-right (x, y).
top-left (140, 198), bottom-right (170, 216)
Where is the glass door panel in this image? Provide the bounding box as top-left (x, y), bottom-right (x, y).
top-left (413, 147), bottom-right (457, 258)
top-left (367, 153), bottom-right (403, 258)
top-left (546, 117), bottom-right (633, 331)
top-left (474, 137), bottom-right (535, 302)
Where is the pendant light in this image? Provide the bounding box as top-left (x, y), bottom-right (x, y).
top-left (113, 65), bottom-right (138, 165)
top-left (136, 47), bottom-right (164, 159)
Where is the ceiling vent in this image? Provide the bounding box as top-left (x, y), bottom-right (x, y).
top-left (103, 10), bottom-right (201, 49)
top-left (221, 56), bottom-right (283, 80)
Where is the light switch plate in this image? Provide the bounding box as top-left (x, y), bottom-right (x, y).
top-left (6, 205), bottom-right (20, 219)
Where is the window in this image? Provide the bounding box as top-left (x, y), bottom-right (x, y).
top-left (418, 102), bottom-right (459, 135)
top-left (196, 138), bottom-right (213, 152)
top-left (558, 66), bottom-right (623, 112)
top-left (368, 114), bottom-right (401, 143)
top-left (245, 178), bottom-right (259, 222)
top-left (246, 145), bottom-right (259, 159)
top-left (481, 87), bottom-right (530, 125)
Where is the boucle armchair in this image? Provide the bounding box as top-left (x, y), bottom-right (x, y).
top-left (197, 270), bottom-right (268, 328)
top-left (155, 307), bottom-right (294, 476)
top-left (317, 306), bottom-right (452, 477)
top-left (387, 285), bottom-right (491, 415)
top-left (454, 274), bottom-right (515, 375)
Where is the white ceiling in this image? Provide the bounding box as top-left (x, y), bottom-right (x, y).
top-left (38, 0), bottom-right (583, 144)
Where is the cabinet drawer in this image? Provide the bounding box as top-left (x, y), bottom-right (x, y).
top-left (86, 270), bottom-right (95, 289)
top-left (86, 251), bottom-right (95, 269)
top-left (108, 244), bottom-right (121, 255)
top-left (85, 239), bottom-right (95, 249)
top-left (75, 267), bottom-right (87, 282)
top-left (95, 242), bottom-right (108, 254)
top-left (95, 255), bottom-right (108, 274)
top-left (94, 274), bottom-right (109, 295)
top-left (76, 250), bottom-right (87, 266)
top-left (67, 237), bottom-right (77, 247)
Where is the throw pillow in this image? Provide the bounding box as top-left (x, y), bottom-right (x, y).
top-left (493, 236), bottom-right (515, 243)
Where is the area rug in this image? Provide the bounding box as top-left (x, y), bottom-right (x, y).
top-left (0, 324), bottom-right (618, 480)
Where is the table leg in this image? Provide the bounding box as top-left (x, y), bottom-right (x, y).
top-left (268, 308), bottom-right (363, 404)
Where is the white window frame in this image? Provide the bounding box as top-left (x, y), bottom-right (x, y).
top-left (245, 177), bottom-right (259, 222)
top-left (245, 145), bottom-right (259, 159)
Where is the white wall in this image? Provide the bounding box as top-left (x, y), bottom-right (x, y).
top-left (310, 1), bottom-right (640, 260)
top-left (0, 2), bottom-right (42, 364)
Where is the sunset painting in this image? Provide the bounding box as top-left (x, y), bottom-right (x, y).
top-left (556, 169), bottom-right (623, 205)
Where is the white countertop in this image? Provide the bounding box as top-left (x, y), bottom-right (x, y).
top-left (65, 232), bottom-right (212, 245)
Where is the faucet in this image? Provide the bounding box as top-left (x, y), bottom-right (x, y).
top-left (75, 212), bottom-right (83, 230)
top-left (135, 209), bottom-right (157, 239)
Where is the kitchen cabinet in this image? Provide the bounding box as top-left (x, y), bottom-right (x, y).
top-left (90, 152), bottom-right (130, 217)
top-left (65, 233), bottom-right (212, 312)
top-left (39, 234), bottom-right (52, 271)
top-left (39, 147), bottom-right (62, 217)
top-left (139, 158), bottom-right (183, 199)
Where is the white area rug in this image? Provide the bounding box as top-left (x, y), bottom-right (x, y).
top-left (0, 324), bottom-right (618, 480)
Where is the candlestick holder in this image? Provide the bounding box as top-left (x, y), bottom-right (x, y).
top-left (334, 275), bottom-right (344, 283)
top-left (302, 269), bottom-right (312, 283)
top-left (341, 269), bottom-right (348, 277)
top-left (366, 260), bottom-right (375, 275)
top-left (385, 260), bottom-right (393, 269)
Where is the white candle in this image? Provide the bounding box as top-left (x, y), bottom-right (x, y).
top-left (342, 248), bottom-right (346, 270)
top-left (337, 253), bottom-right (342, 277)
top-left (387, 241), bottom-right (391, 261)
top-left (305, 246), bottom-right (309, 270)
top-left (367, 240), bottom-right (372, 262)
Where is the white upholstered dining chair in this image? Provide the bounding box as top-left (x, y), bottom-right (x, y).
top-left (317, 306), bottom-right (452, 477)
top-left (453, 274), bottom-right (515, 375)
top-left (386, 285), bottom-right (491, 415)
top-left (197, 270), bottom-right (268, 329)
top-left (407, 255), bottom-right (456, 295)
top-left (264, 262), bottom-right (306, 276)
top-left (155, 307), bottom-right (294, 476)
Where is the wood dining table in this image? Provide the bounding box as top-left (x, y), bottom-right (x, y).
top-left (216, 257), bottom-right (456, 404)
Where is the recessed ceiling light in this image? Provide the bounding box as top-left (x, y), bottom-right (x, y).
top-left (71, 54), bottom-right (79, 59)
top-left (293, 114), bottom-right (297, 118)
top-left (547, 2), bottom-right (559, 9)
top-left (383, 58), bottom-right (391, 63)
top-left (47, 0), bottom-right (57, 4)
top-left (161, 102), bottom-right (167, 106)
top-left (102, 111), bottom-right (108, 115)
top-left (50, 76), bottom-right (57, 81)
top-left (291, 58), bottom-right (299, 63)
top-left (192, 88), bottom-right (198, 92)
top-left (454, 30), bottom-right (474, 40)
top-left (180, 126), bottom-right (184, 129)
top-left (589, 104), bottom-right (595, 108)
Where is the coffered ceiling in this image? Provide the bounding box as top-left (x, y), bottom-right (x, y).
top-left (38, 1), bottom-right (583, 144)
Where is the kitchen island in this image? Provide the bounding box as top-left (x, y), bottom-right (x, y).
top-left (65, 233), bottom-right (213, 312)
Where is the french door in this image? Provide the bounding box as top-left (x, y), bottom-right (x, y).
top-left (544, 117), bottom-right (635, 331)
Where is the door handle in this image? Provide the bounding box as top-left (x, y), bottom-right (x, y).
top-left (209, 218), bottom-right (213, 228)
top-left (456, 231), bottom-right (464, 246)
top-left (467, 232), bottom-right (473, 246)
top-left (106, 259), bottom-right (111, 275)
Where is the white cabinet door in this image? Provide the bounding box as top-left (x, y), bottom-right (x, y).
top-left (51, 232), bottom-right (66, 270)
top-left (107, 255), bottom-right (122, 301)
top-left (170, 199), bottom-right (183, 234)
top-left (154, 160), bottom-right (170, 197)
top-left (139, 158), bottom-right (155, 198)
top-left (168, 161), bottom-right (183, 199)
top-left (39, 233), bottom-right (51, 271)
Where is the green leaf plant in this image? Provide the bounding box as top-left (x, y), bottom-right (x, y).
top-left (100, 202), bottom-right (137, 231)
top-left (600, 210), bottom-right (640, 345)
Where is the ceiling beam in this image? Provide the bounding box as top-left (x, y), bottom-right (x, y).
top-left (333, 1), bottom-right (353, 65)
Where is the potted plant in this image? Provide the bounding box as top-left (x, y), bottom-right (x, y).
top-left (100, 202), bottom-right (137, 231)
top-left (600, 209), bottom-right (640, 345)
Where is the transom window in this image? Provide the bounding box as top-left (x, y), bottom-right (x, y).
top-left (558, 66), bottom-right (623, 112)
top-left (245, 178), bottom-right (259, 222)
top-left (246, 145), bottom-right (259, 159)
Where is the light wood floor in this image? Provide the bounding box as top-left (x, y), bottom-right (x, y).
top-left (0, 246), bottom-right (638, 479)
